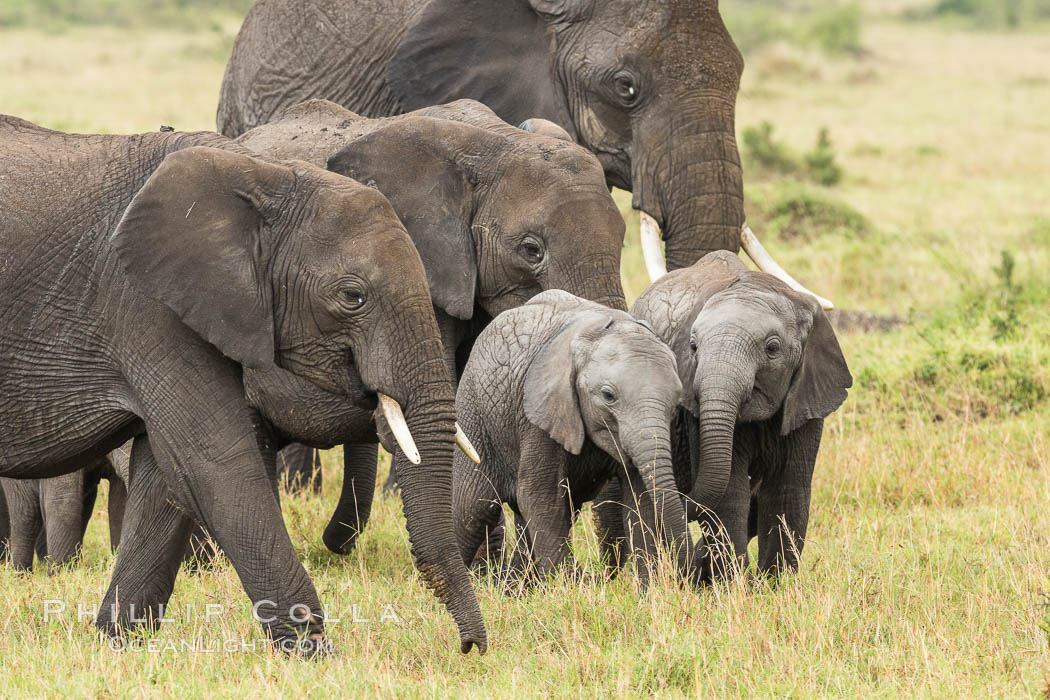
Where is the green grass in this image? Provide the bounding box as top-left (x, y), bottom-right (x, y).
top-left (1, 3), bottom-right (1049, 695)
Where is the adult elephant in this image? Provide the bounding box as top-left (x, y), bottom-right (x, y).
top-left (217, 0), bottom-right (759, 277)
top-left (0, 116), bottom-right (485, 654)
top-left (597, 252), bottom-right (852, 579)
top-left (235, 98), bottom-right (627, 554)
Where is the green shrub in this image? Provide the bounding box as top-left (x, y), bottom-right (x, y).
top-left (742, 121), bottom-right (800, 175)
top-left (803, 127), bottom-right (843, 186)
top-left (722, 1), bottom-right (866, 56)
top-left (765, 183), bottom-right (867, 240)
top-left (743, 121), bottom-right (846, 186)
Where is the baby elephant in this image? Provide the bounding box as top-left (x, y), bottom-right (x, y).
top-left (453, 291), bottom-right (692, 584)
top-left (607, 251), bottom-right (852, 581)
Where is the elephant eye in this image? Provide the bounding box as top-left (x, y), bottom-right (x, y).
top-left (342, 289), bottom-right (366, 311)
top-left (689, 337), bottom-right (698, 353)
top-left (765, 337), bottom-right (782, 356)
top-left (613, 73), bottom-right (639, 106)
top-left (600, 386), bottom-right (617, 404)
top-left (519, 236), bottom-right (546, 265)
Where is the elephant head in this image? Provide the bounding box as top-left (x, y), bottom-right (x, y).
top-left (109, 146), bottom-right (486, 653)
top-left (632, 252), bottom-right (852, 511)
top-left (323, 102), bottom-right (628, 317)
top-left (523, 298), bottom-right (692, 578)
top-left (388, 0), bottom-right (745, 272)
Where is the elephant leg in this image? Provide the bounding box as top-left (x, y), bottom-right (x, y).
top-left (106, 476), bottom-right (127, 554)
top-left (592, 478), bottom-right (629, 576)
top-left (277, 443), bottom-right (321, 495)
top-left (755, 420), bottom-right (821, 577)
top-left (451, 454), bottom-right (503, 569)
top-left (126, 375), bottom-right (327, 653)
top-left (40, 468), bottom-right (92, 572)
top-left (322, 443), bottom-right (378, 555)
top-left (693, 449), bottom-right (751, 584)
top-left (184, 523), bottom-right (219, 571)
top-left (515, 440), bottom-right (575, 581)
top-left (97, 436), bottom-right (193, 637)
top-left (2, 478), bottom-right (43, 571)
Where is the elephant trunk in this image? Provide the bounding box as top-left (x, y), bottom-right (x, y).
top-left (632, 100), bottom-right (745, 273)
top-left (694, 360), bottom-right (750, 507)
top-left (551, 253), bottom-right (627, 312)
top-left (395, 389), bottom-right (487, 654)
top-left (626, 424), bottom-right (693, 580)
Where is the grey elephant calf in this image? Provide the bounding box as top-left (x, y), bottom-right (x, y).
top-left (597, 252), bottom-right (853, 581)
top-left (452, 291), bottom-right (693, 584)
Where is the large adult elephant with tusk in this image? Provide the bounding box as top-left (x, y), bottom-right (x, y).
top-left (0, 115), bottom-right (485, 655)
top-left (217, 0), bottom-right (822, 284)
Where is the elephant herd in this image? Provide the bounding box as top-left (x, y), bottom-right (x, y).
top-left (0, 0), bottom-right (852, 656)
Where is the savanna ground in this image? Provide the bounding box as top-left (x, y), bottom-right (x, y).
top-left (1, 0), bottom-right (1049, 695)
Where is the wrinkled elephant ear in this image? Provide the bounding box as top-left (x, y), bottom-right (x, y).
top-left (519, 118), bottom-right (573, 142)
top-left (523, 311), bottom-right (610, 455)
top-left (781, 294), bottom-right (853, 435)
top-left (110, 146), bottom-right (294, 369)
top-left (387, 0), bottom-right (577, 139)
top-left (327, 117), bottom-right (480, 320)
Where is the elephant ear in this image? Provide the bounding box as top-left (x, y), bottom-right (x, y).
top-left (110, 146), bottom-right (293, 369)
top-left (780, 296), bottom-right (853, 435)
top-left (523, 312), bottom-right (609, 455)
top-left (519, 118), bottom-right (573, 142)
top-left (327, 118), bottom-right (478, 320)
top-left (387, 0), bottom-right (577, 140)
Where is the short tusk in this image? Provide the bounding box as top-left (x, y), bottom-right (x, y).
top-left (455, 423), bottom-right (481, 464)
top-left (638, 211), bottom-right (668, 283)
top-left (377, 393), bottom-right (421, 465)
top-left (740, 224), bottom-right (834, 310)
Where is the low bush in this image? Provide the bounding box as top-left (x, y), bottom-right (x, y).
top-left (742, 121), bottom-right (845, 186)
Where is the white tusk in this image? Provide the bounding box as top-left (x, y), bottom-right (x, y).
top-left (638, 211), bottom-right (668, 283)
top-left (455, 423), bottom-right (481, 464)
top-left (377, 393), bottom-right (421, 465)
top-left (740, 223), bottom-right (834, 310)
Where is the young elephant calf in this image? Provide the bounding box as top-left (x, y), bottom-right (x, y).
top-left (601, 251), bottom-right (852, 581)
top-left (452, 291), bottom-right (693, 583)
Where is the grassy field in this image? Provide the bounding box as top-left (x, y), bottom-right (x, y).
top-left (1, 2), bottom-right (1049, 696)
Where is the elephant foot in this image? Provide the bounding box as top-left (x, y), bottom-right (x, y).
top-left (95, 602), bottom-right (166, 641)
top-left (321, 526), bottom-right (360, 556)
top-left (270, 632), bottom-right (336, 658)
top-left (381, 463), bottom-right (400, 494)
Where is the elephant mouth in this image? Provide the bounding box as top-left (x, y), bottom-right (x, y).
top-left (345, 346), bottom-right (378, 411)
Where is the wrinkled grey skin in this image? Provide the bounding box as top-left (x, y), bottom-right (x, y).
top-left (452, 291), bottom-right (692, 584)
top-left (235, 99), bottom-right (627, 556)
top-left (596, 252), bottom-right (852, 580)
top-left (0, 116), bottom-right (484, 654)
top-left (217, 0), bottom-right (746, 271)
top-left (0, 455), bottom-right (125, 573)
